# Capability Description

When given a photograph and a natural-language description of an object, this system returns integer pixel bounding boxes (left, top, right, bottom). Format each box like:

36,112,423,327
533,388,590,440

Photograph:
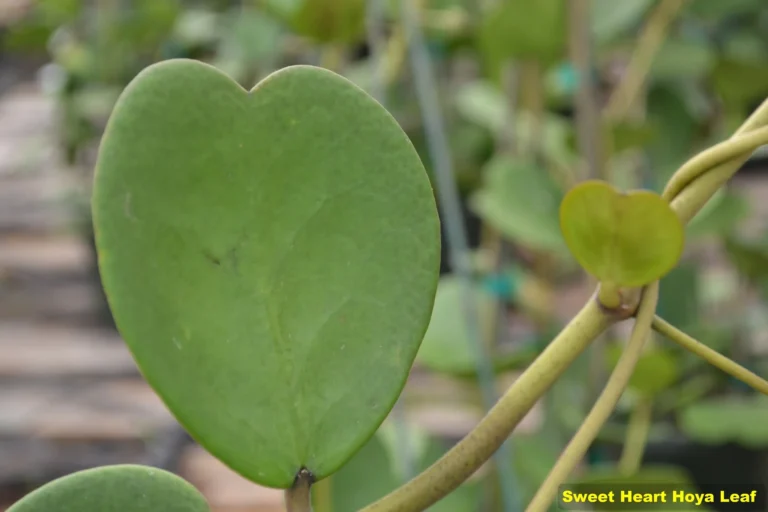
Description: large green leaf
92,59,440,488
416,276,539,377
559,181,684,287
8,465,210,512
471,156,566,252
678,397,768,447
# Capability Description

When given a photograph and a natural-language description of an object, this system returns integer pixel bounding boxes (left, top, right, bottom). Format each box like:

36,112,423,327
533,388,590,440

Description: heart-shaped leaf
92,59,440,488
8,465,210,512
559,181,684,287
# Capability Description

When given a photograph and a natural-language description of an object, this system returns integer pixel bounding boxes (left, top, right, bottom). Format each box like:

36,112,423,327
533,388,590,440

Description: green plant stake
92,59,440,489
559,180,684,309
7,465,210,512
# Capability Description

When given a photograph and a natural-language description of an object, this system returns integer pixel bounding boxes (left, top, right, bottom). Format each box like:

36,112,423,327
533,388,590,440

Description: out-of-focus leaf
591,0,653,44
606,121,658,154
321,433,398,512
471,156,565,252
646,85,700,188
173,9,221,47
416,276,539,377
723,236,768,283
650,40,716,82
657,262,699,330
512,429,562,504
687,190,750,238
713,59,768,107
478,0,566,78
328,425,478,512
678,397,768,447
724,33,767,64
687,0,765,19
605,345,680,396
292,0,366,44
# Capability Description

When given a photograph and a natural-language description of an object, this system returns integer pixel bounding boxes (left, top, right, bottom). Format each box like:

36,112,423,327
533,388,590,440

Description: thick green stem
525,282,659,512
652,316,768,396
617,397,653,475
285,469,314,512
360,299,614,512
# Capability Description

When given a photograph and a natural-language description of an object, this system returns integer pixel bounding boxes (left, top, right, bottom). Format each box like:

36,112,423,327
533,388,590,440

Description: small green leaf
8,465,210,512
678,397,768,447
559,181,685,287
93,60,440,488
471,156,566,252
416,276,538,377
605,345,680,396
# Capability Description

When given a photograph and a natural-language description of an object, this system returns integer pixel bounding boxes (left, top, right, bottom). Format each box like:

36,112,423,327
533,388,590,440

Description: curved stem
662,125,768,202
604,0,688,121
670,98,768,224
651,316,768,396
617,397,653,475
360,299,614,512
285,469,314,512
525,282,659,512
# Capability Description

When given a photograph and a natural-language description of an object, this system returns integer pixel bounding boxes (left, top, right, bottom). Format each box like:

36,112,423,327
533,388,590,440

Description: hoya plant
7,56,768,512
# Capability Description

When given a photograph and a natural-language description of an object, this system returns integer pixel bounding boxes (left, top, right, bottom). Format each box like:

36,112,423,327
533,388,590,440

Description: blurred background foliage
3,0,768,510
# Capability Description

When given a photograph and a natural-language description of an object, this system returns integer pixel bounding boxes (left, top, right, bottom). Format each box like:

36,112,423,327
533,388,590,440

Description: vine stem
651,316,768,396
524,282,659,512
285,469,313,512
662,124,768,202
617,397,653,475
670,97,768,224
603,0,688,121
359,299,614,512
